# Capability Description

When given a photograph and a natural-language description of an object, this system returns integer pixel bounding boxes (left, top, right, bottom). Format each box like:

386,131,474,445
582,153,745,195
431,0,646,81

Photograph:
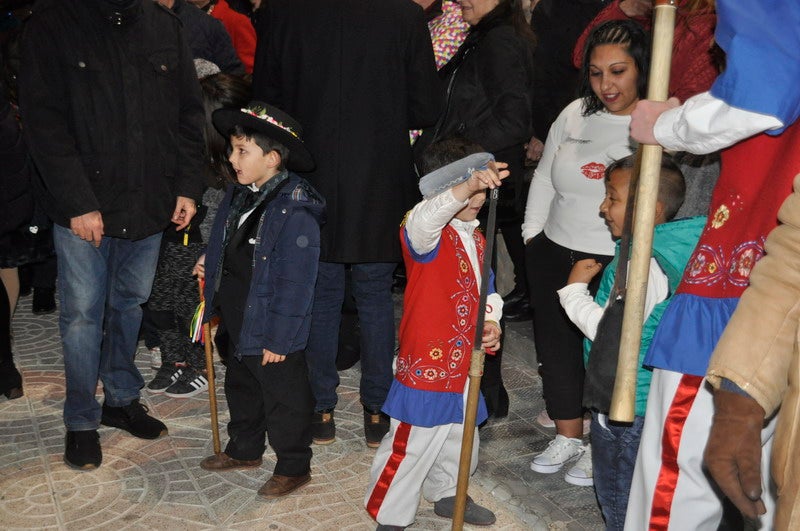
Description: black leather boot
0,361,23,399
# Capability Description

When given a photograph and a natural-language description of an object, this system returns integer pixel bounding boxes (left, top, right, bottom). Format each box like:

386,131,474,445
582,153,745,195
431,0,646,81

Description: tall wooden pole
199,280,221,454
452,187,499,530
609,0,677,422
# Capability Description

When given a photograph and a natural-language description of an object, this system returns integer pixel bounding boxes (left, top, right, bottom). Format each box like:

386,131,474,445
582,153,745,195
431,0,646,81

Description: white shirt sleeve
486,292,503,324
653,92,784,154
557,258,670,342
405,189,469,255
557,282,603,340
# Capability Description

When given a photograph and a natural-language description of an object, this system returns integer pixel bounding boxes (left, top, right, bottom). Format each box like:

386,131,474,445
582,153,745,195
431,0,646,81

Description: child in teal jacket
558,154,704,529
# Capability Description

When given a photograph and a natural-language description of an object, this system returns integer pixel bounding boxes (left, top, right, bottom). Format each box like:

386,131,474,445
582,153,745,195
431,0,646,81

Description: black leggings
525,233,612,420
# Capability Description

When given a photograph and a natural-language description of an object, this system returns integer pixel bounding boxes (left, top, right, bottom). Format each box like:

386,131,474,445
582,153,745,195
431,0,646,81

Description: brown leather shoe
200,452,262,471
257,473,311,498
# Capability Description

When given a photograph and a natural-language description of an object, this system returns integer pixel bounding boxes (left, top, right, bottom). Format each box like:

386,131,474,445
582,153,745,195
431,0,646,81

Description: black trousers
525,233,612,420
224,348,314,477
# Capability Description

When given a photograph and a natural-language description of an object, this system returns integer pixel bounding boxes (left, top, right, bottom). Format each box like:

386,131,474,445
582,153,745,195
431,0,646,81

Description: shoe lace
541,436,578,460
122,399,150,420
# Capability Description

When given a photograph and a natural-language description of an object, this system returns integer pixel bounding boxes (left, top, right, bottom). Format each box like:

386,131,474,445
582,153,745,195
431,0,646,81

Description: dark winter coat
416,4,535,218
0,98,33,257
171,0,245,75
17,0,206,241
203,174,325,357
253,0,443,263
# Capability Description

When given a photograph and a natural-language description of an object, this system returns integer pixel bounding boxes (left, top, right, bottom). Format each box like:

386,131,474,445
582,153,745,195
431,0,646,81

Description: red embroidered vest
395,224,485,392
677,122,800,298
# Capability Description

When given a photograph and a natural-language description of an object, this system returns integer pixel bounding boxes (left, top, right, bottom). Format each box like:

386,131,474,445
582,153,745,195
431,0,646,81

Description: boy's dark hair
579,19,650,116
605,153,685,221
229,124,289,172
420,136,485,176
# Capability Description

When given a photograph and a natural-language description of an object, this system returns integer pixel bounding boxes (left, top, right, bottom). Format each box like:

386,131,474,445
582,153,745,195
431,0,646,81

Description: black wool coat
18,0,206,241
253,0,443,263
416,6,536,218
0,99,33,253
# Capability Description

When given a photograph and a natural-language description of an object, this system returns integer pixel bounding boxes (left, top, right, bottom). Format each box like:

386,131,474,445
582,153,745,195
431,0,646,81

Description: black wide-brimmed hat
212,101,315,172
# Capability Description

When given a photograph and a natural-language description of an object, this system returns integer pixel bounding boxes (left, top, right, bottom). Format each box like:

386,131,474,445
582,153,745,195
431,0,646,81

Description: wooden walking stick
196,279,221,454
609,0,677,422
452,186,499,531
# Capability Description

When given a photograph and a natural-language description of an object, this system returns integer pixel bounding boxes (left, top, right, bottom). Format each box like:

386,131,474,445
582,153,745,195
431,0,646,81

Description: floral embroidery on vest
395,227,485,391
684,238,765,288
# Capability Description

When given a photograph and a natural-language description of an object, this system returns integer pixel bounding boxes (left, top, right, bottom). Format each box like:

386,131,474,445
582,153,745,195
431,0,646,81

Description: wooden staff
199,279,221,454
452,186,499,530
609,0,677,422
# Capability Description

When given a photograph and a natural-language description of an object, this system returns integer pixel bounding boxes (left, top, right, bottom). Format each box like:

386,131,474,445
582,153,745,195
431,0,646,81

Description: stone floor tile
2,291,604,530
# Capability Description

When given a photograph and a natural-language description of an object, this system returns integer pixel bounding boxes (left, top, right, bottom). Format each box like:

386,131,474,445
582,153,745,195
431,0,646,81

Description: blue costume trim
403,227,440,263
382,379,488,428
711,0,800,134
644,293,739,377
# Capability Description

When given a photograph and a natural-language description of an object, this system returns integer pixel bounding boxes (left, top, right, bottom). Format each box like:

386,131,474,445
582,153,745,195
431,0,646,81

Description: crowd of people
2,0,800,529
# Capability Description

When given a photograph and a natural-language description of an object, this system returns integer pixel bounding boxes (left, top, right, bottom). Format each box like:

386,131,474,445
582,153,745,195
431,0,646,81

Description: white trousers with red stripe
364,415,479,526
625,368,778,530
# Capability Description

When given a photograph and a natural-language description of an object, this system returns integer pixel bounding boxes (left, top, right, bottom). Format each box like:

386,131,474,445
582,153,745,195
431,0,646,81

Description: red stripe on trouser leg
649,374,703,531
366,421,413,519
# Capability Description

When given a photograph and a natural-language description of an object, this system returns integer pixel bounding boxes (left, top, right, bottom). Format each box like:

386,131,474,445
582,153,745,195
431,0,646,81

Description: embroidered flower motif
429,347,443,360
459,259,469,273
452,349,463,361
688,254,706,277
734,248,757,277
455,339,463,347
457,305,468,317
241,105,299,138
711,205,730,229
423,368,438,380
707,262,717,274
450,361,458,369
581,162,606,180
459,319,466,326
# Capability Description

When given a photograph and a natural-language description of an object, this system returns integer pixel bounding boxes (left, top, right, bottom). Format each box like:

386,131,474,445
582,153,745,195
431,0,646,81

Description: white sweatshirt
522,99,634,255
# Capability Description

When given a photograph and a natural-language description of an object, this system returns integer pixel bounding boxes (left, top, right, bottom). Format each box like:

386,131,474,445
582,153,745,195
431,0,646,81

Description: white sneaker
565,444,593,487
530,434,583,473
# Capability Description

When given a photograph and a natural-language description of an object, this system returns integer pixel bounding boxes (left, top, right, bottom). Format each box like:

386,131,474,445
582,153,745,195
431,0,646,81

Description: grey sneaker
433,495,496,526
163,368,208,398
146,366,183,394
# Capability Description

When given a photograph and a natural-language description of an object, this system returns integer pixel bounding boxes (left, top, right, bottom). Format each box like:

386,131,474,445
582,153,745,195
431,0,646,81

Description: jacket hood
279,174,326,226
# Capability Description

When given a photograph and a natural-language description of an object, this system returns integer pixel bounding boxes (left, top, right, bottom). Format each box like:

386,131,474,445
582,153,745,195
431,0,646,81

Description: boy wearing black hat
194,102,324,499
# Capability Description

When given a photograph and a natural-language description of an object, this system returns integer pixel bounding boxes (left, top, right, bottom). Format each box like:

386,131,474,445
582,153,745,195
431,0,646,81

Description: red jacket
210,0,256,73
572,0,718,102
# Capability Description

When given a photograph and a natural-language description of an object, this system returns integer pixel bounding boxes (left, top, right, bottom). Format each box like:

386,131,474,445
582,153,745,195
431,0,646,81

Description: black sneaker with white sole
147,366,183,394
163,367,208,398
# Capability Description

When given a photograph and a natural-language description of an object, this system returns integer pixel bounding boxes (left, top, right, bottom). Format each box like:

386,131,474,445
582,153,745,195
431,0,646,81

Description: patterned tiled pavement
1,288,603,530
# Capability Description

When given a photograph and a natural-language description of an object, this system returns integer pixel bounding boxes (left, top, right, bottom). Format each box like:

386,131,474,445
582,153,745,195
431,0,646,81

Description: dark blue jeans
590,412,645,531
54,225,161,430
305,261,396,412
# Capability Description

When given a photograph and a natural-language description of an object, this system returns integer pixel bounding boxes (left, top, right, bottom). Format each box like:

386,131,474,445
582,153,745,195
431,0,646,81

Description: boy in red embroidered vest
364,138,507,530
